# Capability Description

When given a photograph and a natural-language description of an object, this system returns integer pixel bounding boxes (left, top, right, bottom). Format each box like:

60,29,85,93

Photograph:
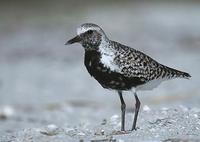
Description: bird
65,23,191,132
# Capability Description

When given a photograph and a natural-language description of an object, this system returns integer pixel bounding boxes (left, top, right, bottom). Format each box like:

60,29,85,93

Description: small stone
77,132,85,136
101,130,104,135
0,106,14,120
193,114,198,118
101,119,107,125
94,129,105,136
65,127,75,133
40,124,60,136
143,105,151,112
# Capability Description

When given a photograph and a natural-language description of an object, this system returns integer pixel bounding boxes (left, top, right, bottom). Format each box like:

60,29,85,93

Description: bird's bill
65,35,81,45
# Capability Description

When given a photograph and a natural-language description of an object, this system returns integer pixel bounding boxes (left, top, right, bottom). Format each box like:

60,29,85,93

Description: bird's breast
84,50,110,77
84,50,144,90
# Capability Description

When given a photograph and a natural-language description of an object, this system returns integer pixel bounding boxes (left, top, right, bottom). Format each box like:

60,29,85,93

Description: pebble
101,119,107,125
94,129,105,136
193,114,198,118
0,106,14,119
77,132,85,136
143,105,151,112
40,124,60,136
101,130,105,135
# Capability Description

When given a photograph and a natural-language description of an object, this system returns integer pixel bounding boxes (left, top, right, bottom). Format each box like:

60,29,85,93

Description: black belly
84,51,145,90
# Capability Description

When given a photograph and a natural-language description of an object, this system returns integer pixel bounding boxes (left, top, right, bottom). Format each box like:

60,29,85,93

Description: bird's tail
176,70,191,79
164,66,191,79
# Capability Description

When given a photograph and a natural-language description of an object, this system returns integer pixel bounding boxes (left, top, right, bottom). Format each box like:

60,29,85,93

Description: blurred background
0,0,200,136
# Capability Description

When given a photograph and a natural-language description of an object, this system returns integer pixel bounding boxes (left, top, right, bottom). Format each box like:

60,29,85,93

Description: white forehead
77,26,101,35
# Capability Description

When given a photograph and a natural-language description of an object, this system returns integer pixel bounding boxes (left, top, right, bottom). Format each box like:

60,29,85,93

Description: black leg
131,92,141,131
118,91,126,131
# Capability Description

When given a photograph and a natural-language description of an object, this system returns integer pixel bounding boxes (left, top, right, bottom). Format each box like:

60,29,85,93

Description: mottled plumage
98,40,190,90
66,23,191,132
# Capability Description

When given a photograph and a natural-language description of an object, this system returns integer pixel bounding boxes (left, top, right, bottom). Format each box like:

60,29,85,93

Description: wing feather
112,41,162,81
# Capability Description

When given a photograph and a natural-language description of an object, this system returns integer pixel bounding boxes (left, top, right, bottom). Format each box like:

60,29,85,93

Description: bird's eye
87,30,93,34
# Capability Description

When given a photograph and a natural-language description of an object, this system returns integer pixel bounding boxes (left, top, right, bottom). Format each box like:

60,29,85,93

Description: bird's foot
130,126,139,131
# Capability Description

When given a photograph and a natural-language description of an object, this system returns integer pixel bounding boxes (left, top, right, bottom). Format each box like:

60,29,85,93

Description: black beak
65,35,81,45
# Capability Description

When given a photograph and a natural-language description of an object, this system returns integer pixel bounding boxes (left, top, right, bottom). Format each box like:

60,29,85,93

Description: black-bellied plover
65,23,191,131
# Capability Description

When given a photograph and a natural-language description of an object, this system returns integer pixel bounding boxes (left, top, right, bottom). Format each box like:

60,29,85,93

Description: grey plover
65,23,191,131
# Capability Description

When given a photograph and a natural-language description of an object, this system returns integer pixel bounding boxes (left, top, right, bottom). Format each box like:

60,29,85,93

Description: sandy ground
0,1,200,142
1,106,200,142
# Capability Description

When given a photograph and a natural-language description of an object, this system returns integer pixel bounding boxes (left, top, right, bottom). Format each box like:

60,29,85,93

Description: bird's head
65,23,108,50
